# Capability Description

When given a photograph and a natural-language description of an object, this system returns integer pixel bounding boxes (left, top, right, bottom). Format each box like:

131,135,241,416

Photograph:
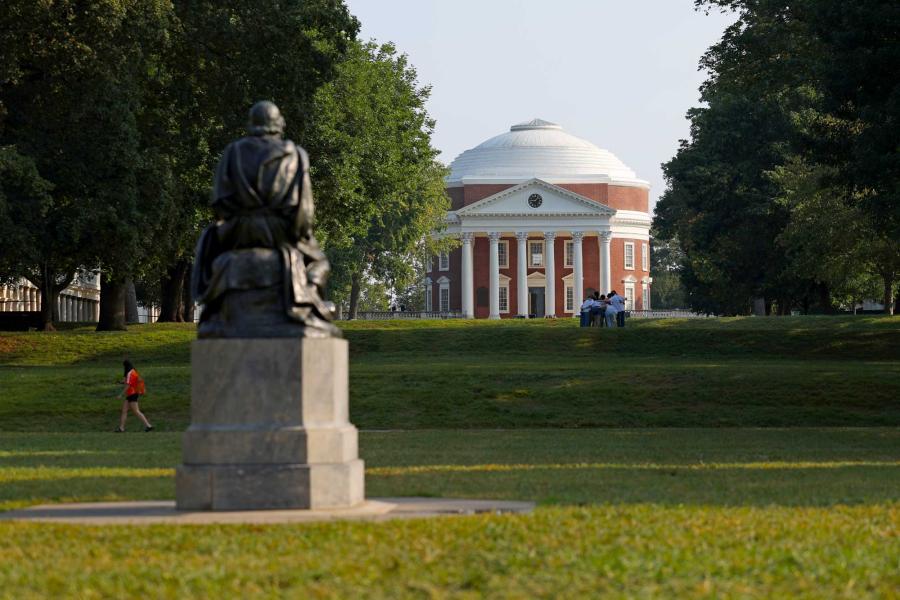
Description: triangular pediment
455,179,616,217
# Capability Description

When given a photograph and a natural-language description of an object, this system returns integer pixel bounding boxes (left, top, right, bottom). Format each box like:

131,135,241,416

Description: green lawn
1,316,898,430
1,429,898,597
1,318,898,597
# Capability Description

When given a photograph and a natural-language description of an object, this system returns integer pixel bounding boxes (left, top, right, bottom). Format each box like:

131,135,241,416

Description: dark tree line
0,0,448,329
655,0,900,315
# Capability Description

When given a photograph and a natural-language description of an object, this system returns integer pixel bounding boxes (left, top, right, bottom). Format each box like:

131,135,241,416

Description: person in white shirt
604,292,617,327
579,295,595,327
608,290,627,327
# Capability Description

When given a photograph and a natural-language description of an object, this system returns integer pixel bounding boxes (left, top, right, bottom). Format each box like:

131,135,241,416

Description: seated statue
191,101,340,338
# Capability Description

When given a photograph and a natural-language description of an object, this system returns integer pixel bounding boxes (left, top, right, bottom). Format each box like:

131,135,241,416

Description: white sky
344,0,736,213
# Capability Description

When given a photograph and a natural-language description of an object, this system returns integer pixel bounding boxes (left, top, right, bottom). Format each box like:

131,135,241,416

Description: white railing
349,310,465,320
626,309,716,318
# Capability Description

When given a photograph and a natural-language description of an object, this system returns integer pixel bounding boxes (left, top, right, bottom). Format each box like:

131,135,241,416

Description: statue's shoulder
284,140,309,172
221,136,253,158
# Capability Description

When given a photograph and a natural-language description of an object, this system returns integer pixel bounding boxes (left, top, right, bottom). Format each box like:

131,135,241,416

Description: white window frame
498,240,509,269
624,242,635,270
424,279,433,312
642,283,650,310
562,273,576,315
564,240,574,268
624,282,635,311
529,241,544,267
439,279,450,312
642,243,649,271
438,251,450,272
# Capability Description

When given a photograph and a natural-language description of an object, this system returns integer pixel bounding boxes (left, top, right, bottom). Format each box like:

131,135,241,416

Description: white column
92,300,100,322
461,233,475,318
599,231,612,294
573,231,584,313
544,232,556,317
516,232,528,317
488,232,501,319
35,288,41,312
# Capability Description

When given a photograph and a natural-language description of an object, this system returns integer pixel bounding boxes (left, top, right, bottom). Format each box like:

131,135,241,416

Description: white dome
446,119,647,187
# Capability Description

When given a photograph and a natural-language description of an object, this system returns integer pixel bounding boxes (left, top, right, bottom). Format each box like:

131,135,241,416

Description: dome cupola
446,119,648,188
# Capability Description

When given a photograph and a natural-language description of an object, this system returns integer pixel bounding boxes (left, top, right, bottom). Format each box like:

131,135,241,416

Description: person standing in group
596,294,608,327
579,294,595,327
608,289,627,327
116,360,153,432
604,291,618,327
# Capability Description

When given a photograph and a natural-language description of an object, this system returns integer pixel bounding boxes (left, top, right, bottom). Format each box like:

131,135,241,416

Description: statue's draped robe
192,135,336,337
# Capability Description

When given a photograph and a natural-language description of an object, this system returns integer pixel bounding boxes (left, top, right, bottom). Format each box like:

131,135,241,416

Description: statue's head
247,101,285,136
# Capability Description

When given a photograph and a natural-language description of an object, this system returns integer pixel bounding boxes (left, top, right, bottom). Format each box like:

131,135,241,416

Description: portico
447,179,617,319
428,119,653,317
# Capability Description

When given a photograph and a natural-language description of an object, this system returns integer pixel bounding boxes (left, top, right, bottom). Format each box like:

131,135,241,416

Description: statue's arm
295,147,315,238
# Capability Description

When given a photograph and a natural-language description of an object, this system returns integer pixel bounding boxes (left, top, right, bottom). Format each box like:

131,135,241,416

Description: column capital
515,231,529,241
460,232,475,244
599,231,613,242
487,231,502,242
544,231,557,242
571,231,585,242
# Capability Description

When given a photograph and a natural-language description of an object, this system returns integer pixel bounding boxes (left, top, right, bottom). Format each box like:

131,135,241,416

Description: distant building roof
446,119,648,188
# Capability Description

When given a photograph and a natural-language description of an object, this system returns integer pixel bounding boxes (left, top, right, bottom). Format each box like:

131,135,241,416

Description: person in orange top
116,360,153,432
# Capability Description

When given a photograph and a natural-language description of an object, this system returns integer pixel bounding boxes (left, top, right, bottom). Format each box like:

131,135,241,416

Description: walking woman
116,360,153,432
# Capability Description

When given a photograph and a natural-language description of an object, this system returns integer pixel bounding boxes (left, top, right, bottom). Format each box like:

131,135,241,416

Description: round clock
528,193,543,208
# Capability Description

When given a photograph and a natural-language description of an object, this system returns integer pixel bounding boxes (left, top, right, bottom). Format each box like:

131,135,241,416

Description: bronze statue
191,101,339,338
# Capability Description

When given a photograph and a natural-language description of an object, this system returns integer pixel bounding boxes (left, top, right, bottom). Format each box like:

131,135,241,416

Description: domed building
427,119,652,318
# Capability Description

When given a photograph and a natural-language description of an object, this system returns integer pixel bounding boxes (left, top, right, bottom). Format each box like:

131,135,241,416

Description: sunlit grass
1,504,897,598
1,319,898,596
2,429,897,511
1,427,898,597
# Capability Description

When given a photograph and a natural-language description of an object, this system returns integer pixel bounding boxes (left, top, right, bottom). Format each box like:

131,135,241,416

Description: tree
305,41,450,318
0,147,78,329
649,235,687,309
145,0,361,321
0,0,178,330
657,0,899,314
773,159,900,314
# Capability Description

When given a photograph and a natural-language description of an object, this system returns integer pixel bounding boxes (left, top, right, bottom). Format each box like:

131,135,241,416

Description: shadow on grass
1,430,898,509
366,463,900,507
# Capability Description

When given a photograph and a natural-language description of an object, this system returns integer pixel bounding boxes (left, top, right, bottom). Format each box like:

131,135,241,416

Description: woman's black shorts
126,394,141,403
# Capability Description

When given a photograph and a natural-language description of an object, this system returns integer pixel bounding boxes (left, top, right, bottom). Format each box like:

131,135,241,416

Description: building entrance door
528,287,545,318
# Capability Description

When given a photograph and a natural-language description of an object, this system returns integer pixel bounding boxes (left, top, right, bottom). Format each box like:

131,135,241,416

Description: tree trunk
348,271,362,320
158,260,189,322
182,265,194,323
33,263,73,331
125,278,140,324
38,284,57,331
883,275,895,315
817,282,834,315
97,274,127,331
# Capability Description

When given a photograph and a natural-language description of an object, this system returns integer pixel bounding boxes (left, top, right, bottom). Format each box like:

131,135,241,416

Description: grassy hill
1,317,898,597
1,316,897,431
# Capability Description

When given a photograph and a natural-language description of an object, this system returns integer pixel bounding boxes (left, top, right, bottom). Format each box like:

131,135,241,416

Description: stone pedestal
175,337,364,511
